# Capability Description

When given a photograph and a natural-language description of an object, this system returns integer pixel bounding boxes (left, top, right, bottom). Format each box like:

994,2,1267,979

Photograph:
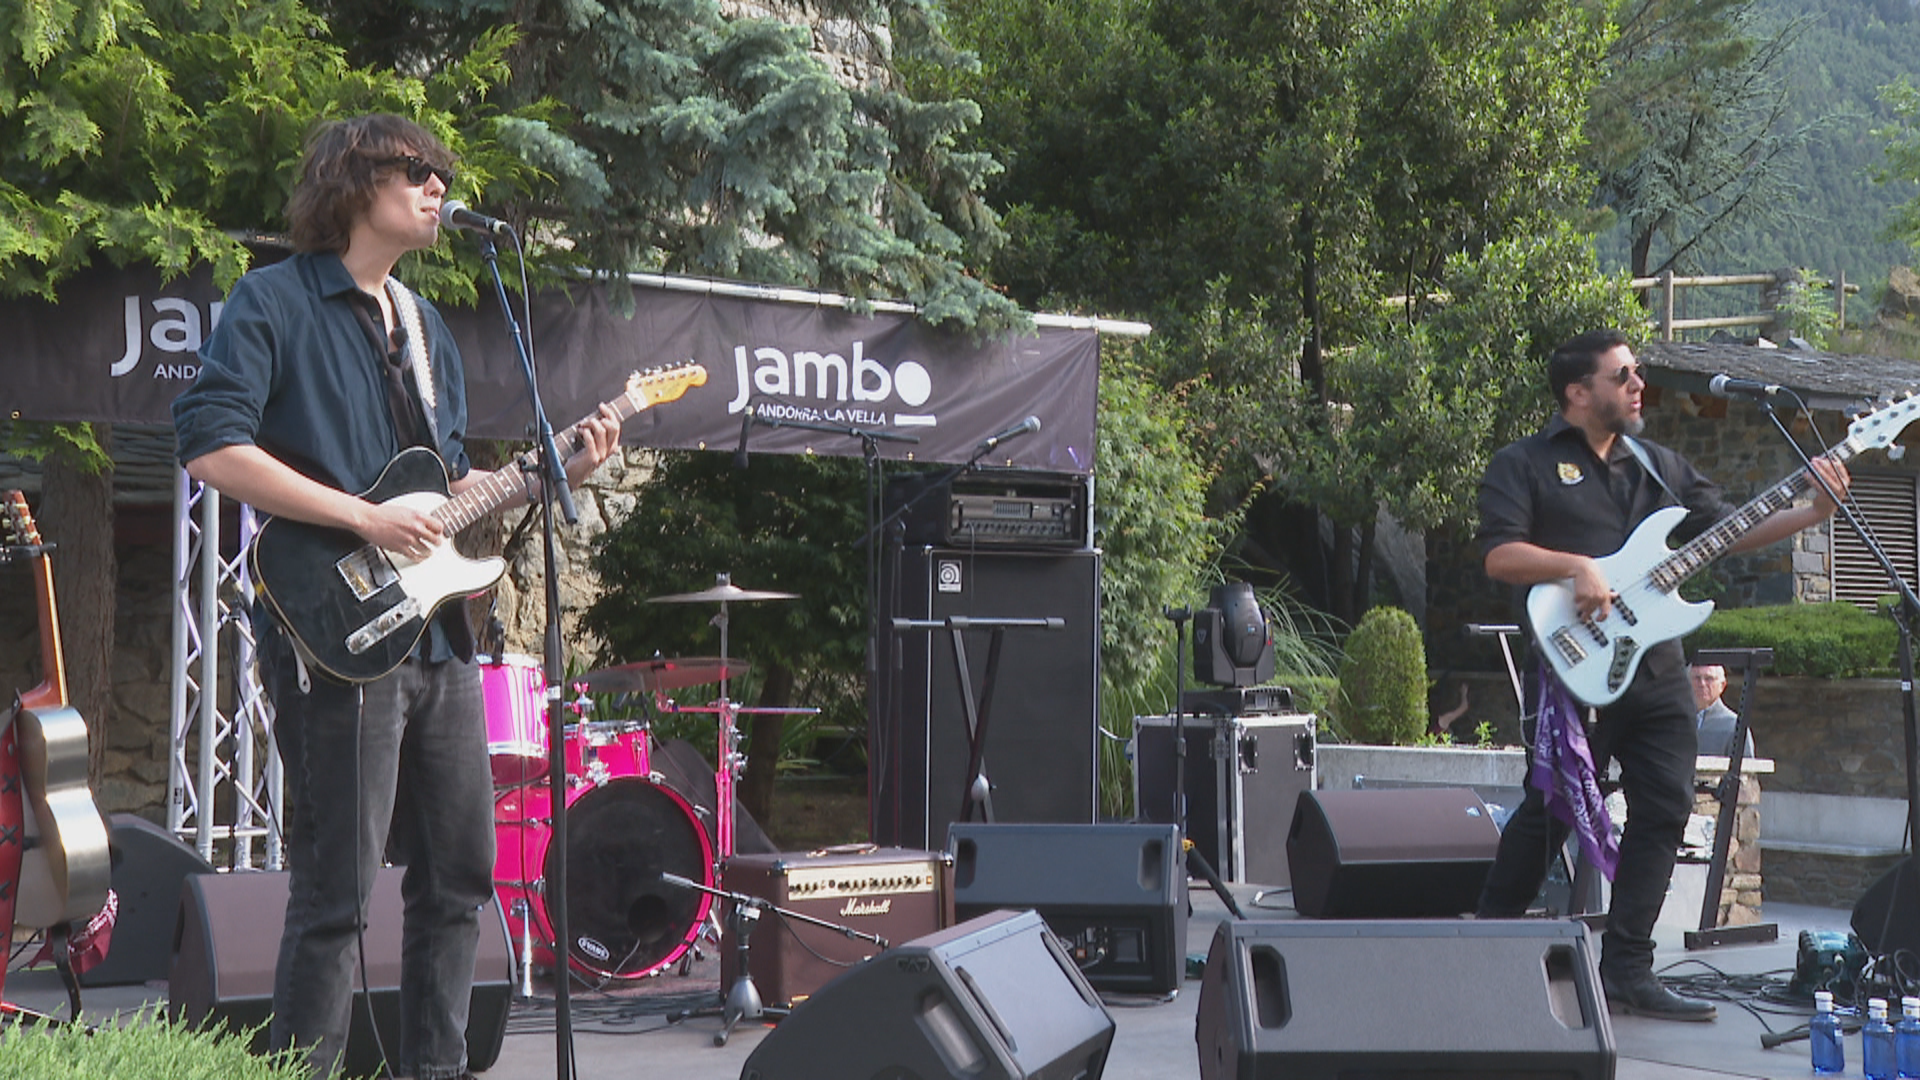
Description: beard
1600,400,1645,437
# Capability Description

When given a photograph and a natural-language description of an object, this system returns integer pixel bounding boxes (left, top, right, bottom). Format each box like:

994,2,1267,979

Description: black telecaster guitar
251,364,706,683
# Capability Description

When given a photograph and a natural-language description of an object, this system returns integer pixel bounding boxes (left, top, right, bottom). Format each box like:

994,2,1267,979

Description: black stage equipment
1286,787,1501,918
167,867,512,1076
948,822,1184,994
1195,918,1614,1080
739,909,1114,1080
872,545,1099,848
1133,712,1315,887
885,470,1090,549
79,813,214,987
1192,583,1276,688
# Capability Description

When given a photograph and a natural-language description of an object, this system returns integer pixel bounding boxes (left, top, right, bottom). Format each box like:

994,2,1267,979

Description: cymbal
646,578,798,604
576,656,751,694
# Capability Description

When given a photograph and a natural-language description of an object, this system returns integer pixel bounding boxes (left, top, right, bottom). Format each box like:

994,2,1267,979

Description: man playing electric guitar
1474,329,1848,1022
172,115,622,1079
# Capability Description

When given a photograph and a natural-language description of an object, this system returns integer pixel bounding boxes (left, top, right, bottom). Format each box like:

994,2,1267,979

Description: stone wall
1693,771,1764,927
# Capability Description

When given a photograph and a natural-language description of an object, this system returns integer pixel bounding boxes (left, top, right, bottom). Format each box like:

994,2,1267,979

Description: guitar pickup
1607,637,1638,695
336,545,400,602
346,597,423,655
1548,627,1588,666
1581,616,1609,646
1613,597,1638,626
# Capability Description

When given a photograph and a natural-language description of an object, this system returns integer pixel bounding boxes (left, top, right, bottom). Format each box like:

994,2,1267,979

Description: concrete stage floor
4,881,1865,1079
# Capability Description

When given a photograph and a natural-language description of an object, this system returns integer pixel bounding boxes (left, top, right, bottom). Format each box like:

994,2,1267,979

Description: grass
0,1009,304,1080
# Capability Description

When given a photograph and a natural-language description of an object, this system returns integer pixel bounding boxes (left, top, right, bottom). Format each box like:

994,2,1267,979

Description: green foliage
0,0,566,305
0,1008,305,1079
1880,75,1920,256
1587,0,1817,279
306,0,1020,329
0,420,112,473
1332,605,1428,745
1690,601,1897,678
582,452,869,743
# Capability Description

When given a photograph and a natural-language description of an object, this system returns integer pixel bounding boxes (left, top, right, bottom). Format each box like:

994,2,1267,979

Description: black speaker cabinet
80,814,215,987
1287,787,1500,918
1195,918,1615,1080
948,822,1184,994
872,545,1100,849
167,867,511,1077
741,908,1115,1080
1134,712,1315,886
1854,856,1920,958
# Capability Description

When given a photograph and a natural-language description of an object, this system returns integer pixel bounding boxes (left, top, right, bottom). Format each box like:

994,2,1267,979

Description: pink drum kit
484,574,814,983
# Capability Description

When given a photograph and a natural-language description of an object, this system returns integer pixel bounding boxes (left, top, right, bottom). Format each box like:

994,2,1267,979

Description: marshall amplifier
721,846,955,1008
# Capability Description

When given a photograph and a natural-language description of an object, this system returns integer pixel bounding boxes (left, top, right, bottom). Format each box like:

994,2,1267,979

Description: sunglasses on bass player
376,155,455,190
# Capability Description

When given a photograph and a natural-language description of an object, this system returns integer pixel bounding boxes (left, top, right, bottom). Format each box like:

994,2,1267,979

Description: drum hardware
510,896,536,999
660,872,885,1047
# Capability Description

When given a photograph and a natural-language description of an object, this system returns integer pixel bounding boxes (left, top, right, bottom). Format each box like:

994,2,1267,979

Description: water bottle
1868,997,1897,1080
1896,996,1920,1078
1813,990,1846,1075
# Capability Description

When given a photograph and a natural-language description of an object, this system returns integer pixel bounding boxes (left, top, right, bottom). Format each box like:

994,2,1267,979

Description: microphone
733,409,754,470
438,200,511,236
1707,373,1782,398
977,415,1041,453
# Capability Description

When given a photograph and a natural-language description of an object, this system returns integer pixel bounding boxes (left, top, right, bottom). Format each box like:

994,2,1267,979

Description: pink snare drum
563,720,650,784
480,654,548,789
493,777,714,980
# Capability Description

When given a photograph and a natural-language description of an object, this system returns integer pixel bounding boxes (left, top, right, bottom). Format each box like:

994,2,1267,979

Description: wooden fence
1636,269,1861,342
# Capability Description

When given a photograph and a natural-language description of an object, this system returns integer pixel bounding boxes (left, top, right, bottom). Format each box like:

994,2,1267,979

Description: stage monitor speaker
948,822,1184,994
80,813,215,987
740,908,1115,1080
1286,787,1500,918
1853,856,1920,958
167,867,511,1077
872,545,1100,849
1195,918,1614,1080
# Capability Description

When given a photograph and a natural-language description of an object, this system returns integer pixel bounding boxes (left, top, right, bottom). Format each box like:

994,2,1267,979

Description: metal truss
167,470,282,868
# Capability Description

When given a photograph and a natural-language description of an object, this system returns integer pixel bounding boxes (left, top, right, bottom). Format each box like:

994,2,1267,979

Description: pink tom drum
494,777,715,980
480,654,548,789
563,720,650,783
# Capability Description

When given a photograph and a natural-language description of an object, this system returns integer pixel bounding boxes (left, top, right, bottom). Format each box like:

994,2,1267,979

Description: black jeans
1476,645,1698,980
262,624,495,1080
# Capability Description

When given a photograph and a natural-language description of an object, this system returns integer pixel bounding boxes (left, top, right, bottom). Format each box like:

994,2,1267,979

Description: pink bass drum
493,734,714,980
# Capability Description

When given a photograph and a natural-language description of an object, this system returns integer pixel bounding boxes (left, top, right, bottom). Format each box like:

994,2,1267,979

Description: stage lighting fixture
1192,582,1276,688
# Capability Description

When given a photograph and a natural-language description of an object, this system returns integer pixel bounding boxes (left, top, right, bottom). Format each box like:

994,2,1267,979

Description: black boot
1601,969,1717,1022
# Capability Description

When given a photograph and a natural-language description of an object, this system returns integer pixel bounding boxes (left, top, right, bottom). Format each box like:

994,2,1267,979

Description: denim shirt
173,251,476,663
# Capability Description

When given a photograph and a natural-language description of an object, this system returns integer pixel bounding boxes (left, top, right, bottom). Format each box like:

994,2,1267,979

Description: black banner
4,261,1100,473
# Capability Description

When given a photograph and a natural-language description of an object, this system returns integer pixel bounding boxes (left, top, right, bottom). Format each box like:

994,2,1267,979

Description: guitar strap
1621,435,1680,505
385,277,439,448
0,711,23,1000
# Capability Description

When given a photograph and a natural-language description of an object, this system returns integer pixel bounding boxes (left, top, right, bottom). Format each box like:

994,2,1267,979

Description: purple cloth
1531,663,1620,880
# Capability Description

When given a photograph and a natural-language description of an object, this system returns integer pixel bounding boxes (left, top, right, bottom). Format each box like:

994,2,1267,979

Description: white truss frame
167,470,282,868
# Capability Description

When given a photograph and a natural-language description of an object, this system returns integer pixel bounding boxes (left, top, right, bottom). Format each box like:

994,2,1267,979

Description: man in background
1689,663,1755,759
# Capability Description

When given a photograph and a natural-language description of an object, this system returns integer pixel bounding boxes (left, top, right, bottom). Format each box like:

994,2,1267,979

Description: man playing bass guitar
172,114,622,1079
1474,328,1848,1022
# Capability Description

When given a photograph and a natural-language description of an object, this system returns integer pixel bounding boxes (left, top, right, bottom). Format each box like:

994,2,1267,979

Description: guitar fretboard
429,378,653,535
1647,442,1856,593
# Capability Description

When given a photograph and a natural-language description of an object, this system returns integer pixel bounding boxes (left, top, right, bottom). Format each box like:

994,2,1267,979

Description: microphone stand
1751,393,1920,959
472,227,579,1080
660,873,887,1045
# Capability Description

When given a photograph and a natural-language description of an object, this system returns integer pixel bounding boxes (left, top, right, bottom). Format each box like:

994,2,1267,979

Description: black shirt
1477,414,1736,562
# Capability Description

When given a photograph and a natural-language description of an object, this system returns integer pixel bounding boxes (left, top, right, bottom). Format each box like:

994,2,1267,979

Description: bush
1333,606,1429,745
0,1009,303,1079
1689,602,1897,678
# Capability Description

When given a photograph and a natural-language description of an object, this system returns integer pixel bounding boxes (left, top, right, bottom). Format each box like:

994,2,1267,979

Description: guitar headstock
1846,392,1920,455
3,490,41,546
623,363,709,412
